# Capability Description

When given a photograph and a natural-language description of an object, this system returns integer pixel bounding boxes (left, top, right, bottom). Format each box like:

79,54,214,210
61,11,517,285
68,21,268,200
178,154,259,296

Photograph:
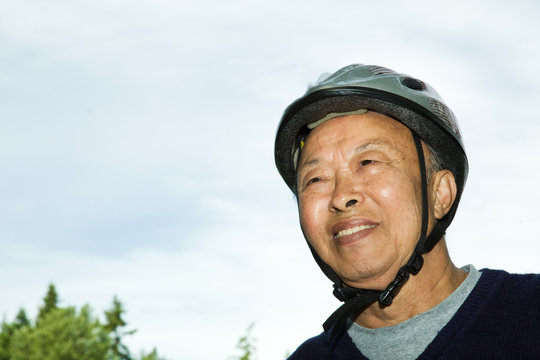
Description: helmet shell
275,64,468,221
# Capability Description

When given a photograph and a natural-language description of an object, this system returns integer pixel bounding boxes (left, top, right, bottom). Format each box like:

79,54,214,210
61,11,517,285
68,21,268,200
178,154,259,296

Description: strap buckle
378,267,410,306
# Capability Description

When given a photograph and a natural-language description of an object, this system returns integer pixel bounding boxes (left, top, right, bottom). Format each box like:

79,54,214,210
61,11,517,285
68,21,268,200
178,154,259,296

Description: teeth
335,225,376,239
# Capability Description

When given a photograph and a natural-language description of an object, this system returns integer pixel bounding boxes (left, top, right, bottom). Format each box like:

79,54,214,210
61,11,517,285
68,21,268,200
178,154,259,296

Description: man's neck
353,240,467,329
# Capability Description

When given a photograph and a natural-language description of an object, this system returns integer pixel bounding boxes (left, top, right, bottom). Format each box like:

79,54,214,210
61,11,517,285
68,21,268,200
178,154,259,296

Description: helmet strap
318,130,431,343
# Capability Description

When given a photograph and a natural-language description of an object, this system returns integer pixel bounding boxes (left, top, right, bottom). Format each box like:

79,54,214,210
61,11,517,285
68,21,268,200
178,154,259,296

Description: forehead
299,112,413,160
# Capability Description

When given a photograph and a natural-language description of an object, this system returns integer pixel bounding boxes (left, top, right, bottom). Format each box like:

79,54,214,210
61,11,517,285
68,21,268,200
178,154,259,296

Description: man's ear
432,170,457,220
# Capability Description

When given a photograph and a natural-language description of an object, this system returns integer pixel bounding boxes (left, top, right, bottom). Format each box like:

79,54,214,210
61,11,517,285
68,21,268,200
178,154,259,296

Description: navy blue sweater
289,269,540,359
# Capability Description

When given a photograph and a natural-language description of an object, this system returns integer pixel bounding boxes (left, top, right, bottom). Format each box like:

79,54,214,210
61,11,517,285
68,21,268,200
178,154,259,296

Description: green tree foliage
10,306,110,360
0,309,30,360
230,323,256,360
139,348,166,360
0,319,14,360
104,296,136,360
12,310,29,330
37,284,58,321
0,284,167,360
0,310,30,360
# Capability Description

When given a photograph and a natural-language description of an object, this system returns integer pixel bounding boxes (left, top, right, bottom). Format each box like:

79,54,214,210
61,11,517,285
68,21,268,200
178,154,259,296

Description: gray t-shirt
347,265,481,360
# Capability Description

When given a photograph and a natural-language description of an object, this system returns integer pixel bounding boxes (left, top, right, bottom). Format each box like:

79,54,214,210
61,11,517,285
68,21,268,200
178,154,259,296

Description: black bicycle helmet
274,64,468,341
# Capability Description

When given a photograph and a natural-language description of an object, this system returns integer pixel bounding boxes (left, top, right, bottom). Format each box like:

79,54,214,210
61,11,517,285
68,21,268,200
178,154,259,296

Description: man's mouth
334,224,377,239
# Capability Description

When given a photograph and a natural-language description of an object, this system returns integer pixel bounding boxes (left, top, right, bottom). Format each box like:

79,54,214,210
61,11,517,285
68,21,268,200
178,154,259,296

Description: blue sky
1,1,540,359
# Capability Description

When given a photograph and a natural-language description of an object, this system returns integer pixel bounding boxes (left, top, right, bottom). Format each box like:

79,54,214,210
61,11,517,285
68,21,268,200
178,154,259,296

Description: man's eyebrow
297,158,319,172
299,140,391,164
298,140,390,171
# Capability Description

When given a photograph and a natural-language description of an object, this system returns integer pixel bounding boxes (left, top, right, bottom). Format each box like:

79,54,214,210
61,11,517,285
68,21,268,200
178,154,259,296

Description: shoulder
473,268,540,319
433,268,540,358
480,268,540,295
287,332,331,360
287,330,364,360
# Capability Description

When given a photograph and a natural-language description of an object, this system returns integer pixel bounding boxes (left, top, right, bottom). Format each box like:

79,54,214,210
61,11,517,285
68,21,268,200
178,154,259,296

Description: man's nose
329,171,364,212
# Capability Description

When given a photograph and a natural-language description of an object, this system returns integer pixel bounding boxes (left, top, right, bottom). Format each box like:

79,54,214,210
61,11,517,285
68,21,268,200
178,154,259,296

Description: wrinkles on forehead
297,139,405,174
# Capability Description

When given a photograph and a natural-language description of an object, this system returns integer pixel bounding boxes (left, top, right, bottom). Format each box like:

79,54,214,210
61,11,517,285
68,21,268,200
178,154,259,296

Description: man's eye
360,160,374,166
306,177,322,186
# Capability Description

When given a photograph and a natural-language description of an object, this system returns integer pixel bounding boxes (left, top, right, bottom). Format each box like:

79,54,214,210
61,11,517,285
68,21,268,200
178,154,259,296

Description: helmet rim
275,86,468,196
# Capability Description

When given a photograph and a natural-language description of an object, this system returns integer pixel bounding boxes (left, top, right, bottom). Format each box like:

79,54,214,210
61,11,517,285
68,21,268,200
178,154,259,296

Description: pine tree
0,318,14,360
10,305,110,360
139,348,166,360
14,309,30,329
104,296,136,360
37,284,58,321
0,308,30,360
235,323,256,360
0,284,166,360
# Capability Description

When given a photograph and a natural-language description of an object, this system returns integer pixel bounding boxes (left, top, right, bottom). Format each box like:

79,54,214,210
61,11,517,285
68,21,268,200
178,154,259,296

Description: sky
1,0,540,359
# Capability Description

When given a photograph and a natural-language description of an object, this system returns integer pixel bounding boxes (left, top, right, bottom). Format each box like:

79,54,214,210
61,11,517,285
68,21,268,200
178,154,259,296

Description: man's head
274,64,468,312
296,111,457,290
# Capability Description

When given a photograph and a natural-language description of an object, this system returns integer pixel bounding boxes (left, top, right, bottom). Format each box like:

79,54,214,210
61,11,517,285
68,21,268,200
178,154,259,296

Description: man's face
296,112,430,290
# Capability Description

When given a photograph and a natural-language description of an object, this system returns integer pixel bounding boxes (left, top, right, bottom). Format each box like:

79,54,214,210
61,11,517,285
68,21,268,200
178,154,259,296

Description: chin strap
321,131,432,343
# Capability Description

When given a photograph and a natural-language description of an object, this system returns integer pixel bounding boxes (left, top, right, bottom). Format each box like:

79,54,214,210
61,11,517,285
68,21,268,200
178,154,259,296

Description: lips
334,224,377,239
331,218,379,246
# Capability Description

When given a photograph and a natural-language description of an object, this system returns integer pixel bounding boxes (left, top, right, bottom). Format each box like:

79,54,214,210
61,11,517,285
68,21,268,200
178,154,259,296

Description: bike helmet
274,64,468,341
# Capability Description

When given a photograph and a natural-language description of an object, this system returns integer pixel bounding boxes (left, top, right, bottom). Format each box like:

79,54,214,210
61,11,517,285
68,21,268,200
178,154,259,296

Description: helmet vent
427,98,461,136
402,77,426,91
365,65,395,76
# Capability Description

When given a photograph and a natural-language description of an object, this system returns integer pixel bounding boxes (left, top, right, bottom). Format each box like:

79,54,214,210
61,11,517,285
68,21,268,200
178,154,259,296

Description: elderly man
274,64,540,359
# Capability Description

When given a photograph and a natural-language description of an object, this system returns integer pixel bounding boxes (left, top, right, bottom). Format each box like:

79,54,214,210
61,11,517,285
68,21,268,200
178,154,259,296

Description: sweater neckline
331,269,504,360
